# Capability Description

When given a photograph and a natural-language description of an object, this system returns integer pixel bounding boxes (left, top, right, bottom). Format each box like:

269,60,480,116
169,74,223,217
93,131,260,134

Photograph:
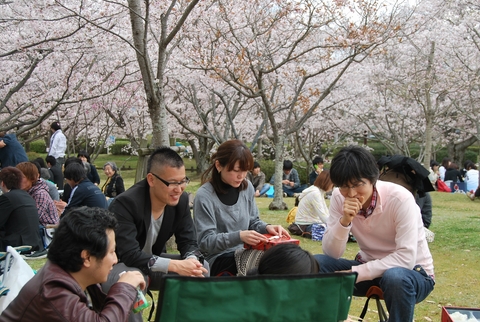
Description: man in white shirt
47,121,67,167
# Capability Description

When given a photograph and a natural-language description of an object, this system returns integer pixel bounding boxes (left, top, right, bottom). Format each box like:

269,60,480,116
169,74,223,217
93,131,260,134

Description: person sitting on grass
289,170,333,237
55,162,108,215
0,167,43,253
16,161,59,227
0,206,146,321
194,139,289,276
101,161,125,206
246,161,270,197
314,145,434,322
309,156,324,185
269,160,308,197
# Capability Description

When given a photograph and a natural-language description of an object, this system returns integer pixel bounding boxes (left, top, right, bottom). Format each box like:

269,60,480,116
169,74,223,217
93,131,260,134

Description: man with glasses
103,146,208,322
314,145,434,322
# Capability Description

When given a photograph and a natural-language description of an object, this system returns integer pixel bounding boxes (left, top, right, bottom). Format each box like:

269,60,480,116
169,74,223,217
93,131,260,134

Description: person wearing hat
47,121,67,167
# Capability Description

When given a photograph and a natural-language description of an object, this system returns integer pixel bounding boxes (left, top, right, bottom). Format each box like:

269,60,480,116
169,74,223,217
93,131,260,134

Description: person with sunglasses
313,145,434,322
102,146,208,322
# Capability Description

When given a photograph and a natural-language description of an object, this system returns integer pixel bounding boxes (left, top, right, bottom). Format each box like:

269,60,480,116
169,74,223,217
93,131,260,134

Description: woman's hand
266,225,290,238
240,230,267,246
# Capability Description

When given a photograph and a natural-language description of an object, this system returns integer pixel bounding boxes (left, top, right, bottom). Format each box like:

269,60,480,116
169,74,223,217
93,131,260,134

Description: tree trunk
447,136,478,166
268,137,287,210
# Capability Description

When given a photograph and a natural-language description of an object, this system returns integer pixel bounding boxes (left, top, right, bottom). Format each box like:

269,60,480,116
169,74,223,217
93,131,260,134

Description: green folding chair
155,272,357,322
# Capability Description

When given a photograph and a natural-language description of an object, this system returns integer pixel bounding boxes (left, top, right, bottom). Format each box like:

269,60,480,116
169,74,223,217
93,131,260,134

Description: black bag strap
358,294,388,322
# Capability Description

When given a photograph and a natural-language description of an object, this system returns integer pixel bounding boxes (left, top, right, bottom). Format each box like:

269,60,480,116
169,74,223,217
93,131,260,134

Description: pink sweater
323,180,434,282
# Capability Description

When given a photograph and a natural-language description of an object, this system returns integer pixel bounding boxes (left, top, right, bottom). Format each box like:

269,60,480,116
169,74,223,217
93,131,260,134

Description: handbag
436,179,451,192
0,246,35,311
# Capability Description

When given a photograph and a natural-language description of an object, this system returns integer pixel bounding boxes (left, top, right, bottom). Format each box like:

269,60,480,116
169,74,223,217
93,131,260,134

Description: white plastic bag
0,246,35,312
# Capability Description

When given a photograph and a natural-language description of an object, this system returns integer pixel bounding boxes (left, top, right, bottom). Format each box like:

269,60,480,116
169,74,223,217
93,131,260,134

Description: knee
380,267,411,290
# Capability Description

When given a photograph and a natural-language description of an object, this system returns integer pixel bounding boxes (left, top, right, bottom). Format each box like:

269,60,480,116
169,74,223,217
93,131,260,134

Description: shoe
22,249,48,260
283,192,288,197
467,191,475,201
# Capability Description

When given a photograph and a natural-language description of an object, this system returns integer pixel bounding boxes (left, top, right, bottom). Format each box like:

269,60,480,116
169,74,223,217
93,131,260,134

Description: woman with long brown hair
193,139,289,276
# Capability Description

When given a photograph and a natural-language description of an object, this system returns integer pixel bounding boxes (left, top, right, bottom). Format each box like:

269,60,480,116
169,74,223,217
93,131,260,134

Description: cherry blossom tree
185,0,413,209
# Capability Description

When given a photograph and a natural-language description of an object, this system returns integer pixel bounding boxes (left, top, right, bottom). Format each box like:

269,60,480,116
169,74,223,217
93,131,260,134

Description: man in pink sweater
314,146,434,322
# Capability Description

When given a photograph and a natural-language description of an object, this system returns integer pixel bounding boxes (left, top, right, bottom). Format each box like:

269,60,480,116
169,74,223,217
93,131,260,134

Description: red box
244,234,300,251
441,306,480,322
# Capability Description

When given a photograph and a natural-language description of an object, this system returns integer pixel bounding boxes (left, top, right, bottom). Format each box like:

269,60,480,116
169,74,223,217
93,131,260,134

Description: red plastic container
244,234,300,251
441,306,480,322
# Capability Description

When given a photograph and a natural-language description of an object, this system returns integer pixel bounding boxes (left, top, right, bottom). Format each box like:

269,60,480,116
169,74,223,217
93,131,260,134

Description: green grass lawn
25,154,480,320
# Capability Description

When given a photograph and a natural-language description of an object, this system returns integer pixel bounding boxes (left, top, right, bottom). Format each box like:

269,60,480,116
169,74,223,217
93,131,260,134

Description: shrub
29,140,46,153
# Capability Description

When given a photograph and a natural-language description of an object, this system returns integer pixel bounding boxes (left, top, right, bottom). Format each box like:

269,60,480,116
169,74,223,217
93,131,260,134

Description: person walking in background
47,121,67,167
45,155,64,190
0,207,146,321
0,167,43,253
77,150,100,186
314,145,434,322
102,161,125,205
269,160,308,197
308,156,324,185
246,161,270,197
194,139,289,276
16,162,59,227
0,131,28,169
439,157,451,181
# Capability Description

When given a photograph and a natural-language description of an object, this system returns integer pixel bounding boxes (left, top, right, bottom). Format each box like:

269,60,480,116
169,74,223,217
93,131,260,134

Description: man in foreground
314,145,434,322
0,207,145,321
103,146,208,322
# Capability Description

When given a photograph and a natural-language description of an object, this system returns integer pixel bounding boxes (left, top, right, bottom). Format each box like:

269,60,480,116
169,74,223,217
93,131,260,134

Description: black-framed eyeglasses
150,172,190,187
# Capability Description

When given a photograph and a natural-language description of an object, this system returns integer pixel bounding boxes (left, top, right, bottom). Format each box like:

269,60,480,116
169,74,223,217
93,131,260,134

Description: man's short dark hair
0,166,24,190
64,162,86,182
147,146,184,173
47,207,117,272
330,145,379,187
64,157,83,171
312,156,324,165
253,161,260,169
50,121,61,131
283,160,293,171
45,155,57,166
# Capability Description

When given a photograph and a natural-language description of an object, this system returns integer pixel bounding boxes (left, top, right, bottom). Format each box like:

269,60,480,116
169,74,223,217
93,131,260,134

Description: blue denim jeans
282,184,308,196
314,254,435,322
258,184,271,196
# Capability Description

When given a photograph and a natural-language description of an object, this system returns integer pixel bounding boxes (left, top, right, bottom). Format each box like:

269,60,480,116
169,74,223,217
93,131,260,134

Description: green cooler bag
156,272,357,322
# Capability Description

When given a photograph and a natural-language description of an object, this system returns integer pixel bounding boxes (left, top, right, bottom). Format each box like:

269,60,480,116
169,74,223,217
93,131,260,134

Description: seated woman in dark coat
0,167,43,252
101,162,125,205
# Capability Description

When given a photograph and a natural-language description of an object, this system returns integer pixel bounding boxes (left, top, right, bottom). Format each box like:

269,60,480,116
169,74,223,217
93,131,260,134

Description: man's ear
146,173,155,187
81,250,91,268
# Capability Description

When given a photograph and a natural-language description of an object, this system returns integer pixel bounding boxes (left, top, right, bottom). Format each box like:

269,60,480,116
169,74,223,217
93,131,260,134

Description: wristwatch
192,250,204,264
147,255,158,270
